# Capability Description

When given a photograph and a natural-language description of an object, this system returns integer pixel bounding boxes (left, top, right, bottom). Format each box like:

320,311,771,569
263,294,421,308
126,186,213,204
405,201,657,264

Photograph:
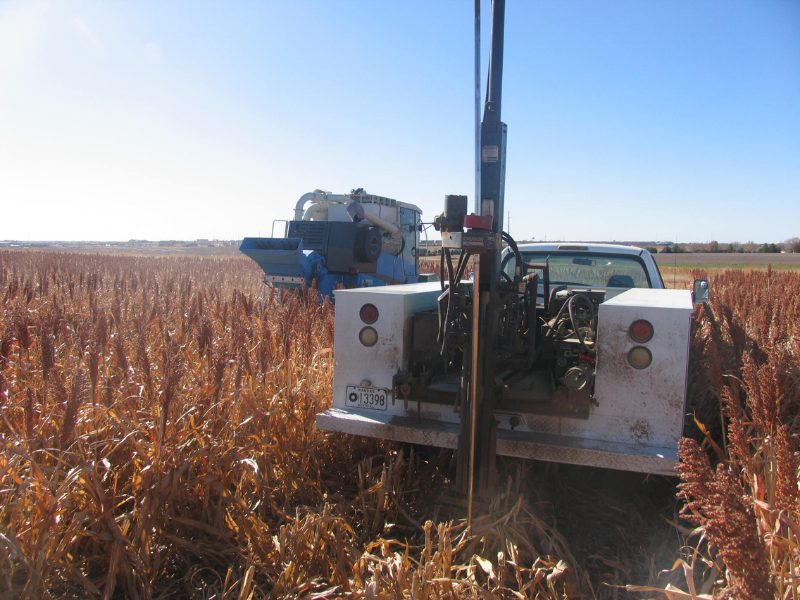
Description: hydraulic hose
438,248,472,355
567,294,597,356
438,248,458,351
501,231,523,287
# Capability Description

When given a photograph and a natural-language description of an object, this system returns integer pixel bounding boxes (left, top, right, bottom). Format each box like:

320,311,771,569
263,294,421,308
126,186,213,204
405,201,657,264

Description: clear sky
1,0,798,244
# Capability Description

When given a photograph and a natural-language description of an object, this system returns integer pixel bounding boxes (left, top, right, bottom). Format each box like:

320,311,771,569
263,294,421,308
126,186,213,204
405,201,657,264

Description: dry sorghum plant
0,251,584,599
674,268,800,599
3,251,796,599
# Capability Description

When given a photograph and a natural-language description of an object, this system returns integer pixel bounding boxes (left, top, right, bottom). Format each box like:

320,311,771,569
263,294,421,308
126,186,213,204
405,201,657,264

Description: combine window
503,252,652,288
399,208,420,270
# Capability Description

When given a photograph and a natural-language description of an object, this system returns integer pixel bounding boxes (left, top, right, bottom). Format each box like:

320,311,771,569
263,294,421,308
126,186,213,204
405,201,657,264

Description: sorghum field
1,251,798,599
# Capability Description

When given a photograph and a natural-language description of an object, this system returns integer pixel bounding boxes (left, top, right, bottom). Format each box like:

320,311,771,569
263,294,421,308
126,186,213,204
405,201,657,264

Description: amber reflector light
359,327,378,347
628,346,652,369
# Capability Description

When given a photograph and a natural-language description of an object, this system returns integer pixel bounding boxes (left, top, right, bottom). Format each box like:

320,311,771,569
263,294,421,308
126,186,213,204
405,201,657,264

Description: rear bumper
316,407,678,476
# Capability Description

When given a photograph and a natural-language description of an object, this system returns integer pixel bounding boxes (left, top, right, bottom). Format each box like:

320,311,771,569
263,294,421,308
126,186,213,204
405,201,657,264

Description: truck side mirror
693,279,710,304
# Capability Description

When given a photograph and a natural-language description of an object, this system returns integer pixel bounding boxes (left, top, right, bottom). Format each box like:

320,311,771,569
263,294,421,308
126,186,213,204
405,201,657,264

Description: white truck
317,242,705,476
318,2,708,490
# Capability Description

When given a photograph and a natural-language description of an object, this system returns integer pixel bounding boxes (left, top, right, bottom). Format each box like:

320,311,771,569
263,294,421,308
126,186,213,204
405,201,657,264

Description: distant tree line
425,238,800,255
654,238,800,254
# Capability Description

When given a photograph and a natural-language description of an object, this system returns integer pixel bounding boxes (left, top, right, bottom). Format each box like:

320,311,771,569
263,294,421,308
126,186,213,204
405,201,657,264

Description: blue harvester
240,189,436,299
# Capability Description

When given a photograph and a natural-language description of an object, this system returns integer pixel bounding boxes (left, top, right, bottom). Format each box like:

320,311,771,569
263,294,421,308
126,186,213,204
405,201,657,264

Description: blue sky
1,0,798,243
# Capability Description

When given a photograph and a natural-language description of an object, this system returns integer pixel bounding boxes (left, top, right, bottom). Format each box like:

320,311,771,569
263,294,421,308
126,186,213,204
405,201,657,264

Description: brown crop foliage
630,267,800,599
671,268,800,599
1,252,798,599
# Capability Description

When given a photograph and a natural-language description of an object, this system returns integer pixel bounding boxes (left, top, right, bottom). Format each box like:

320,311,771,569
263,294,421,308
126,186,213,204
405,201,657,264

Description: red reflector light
629,319,654,343
360,303,379,324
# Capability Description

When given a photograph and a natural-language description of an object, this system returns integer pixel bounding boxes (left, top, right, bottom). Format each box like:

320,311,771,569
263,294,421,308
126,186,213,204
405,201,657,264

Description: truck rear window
503,252,652,288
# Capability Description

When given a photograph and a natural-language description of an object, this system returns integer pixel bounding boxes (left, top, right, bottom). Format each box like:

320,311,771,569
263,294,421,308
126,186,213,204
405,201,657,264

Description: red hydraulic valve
462,214,494,230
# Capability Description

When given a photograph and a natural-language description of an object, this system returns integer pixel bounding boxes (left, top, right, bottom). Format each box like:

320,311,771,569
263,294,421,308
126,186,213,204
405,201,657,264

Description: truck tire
355,226,382,263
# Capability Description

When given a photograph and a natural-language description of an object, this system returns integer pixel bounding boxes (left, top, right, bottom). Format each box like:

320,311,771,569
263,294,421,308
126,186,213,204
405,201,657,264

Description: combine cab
241,189,436,299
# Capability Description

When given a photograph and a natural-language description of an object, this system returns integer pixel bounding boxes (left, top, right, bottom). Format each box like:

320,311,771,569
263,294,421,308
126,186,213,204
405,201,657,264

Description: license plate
346,386,389,411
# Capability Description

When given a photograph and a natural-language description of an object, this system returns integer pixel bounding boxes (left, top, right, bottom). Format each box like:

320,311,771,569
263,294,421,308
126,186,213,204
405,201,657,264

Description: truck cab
501,242,665,297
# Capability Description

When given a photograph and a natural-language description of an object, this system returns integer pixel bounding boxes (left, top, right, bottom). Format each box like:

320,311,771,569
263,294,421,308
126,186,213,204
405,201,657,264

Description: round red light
359,303,379,324
629,319,654,343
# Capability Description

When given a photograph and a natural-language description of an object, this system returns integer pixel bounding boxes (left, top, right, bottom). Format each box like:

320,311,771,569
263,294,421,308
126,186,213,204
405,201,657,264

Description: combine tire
355,227,382,263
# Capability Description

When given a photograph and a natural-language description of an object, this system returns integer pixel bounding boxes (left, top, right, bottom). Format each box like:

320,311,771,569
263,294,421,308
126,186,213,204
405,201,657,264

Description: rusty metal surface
499,382,592,418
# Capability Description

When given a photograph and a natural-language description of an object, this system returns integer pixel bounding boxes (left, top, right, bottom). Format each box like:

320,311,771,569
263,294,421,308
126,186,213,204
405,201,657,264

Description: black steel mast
459,0,507,514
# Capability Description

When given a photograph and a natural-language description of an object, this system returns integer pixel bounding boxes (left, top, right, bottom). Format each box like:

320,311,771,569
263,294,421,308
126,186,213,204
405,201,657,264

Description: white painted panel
332,284,441,416
594,288,693,448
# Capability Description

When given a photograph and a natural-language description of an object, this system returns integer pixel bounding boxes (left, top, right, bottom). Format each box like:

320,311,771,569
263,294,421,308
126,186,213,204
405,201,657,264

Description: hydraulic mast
457,0,507,503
